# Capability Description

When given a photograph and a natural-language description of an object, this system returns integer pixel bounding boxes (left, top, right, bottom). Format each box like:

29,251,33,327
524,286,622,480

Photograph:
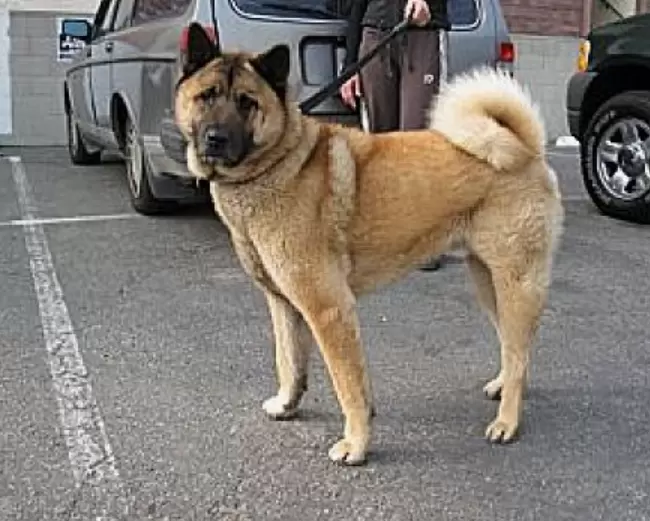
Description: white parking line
0,213,141,228
7,156,125,520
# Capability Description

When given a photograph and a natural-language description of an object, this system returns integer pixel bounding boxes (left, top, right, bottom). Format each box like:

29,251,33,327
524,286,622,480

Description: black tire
581,90,650,224
123,117,175,215
66,107,101,165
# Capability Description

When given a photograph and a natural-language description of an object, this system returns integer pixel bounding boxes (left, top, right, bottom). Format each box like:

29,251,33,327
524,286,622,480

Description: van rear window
449,0,479,27
132,0,194,24
231,0,347,19
231,0,479,26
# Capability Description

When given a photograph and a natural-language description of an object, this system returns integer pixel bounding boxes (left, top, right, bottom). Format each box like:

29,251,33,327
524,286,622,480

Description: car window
231,0,477,23
449,0,479,27
91,0,119,39
231,0,346,20
113,0,136,30
132,0,194,25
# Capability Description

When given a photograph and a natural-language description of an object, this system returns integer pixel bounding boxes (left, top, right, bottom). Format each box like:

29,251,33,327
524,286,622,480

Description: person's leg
358,27,400,133
399,28,448,130
399,28,449,271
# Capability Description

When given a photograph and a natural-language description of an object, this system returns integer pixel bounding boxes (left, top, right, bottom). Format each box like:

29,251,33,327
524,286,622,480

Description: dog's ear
250,44,291,100
180,23,219,78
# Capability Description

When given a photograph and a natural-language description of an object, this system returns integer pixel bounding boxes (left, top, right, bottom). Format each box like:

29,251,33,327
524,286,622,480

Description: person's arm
342,0,369,69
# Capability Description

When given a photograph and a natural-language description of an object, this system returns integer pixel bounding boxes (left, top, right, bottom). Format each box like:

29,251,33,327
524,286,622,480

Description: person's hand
404,0,431,26
340,74,362,109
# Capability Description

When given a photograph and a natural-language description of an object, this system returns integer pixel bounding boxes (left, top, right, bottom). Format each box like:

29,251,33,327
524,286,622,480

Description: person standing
339,0,451,271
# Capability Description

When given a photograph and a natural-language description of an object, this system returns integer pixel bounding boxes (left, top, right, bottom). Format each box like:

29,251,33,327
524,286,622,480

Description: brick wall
501,0,586,37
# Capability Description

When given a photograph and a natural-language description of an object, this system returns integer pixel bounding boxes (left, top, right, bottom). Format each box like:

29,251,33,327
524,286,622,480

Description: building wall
0,10,94,146
499,0,588,140
2,0,99,12
0,0,99,146
0,9,11,136
510,34,580,140
501,0,587,37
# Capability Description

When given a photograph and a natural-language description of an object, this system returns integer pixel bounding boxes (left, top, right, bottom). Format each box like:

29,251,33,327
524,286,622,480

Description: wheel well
111,94,129,151
580,64,650,136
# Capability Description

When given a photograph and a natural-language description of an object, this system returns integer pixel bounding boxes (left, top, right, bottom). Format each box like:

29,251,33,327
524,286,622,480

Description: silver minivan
62,0,514,214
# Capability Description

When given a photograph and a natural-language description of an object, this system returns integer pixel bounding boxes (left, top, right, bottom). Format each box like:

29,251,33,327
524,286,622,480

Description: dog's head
174,23,291,179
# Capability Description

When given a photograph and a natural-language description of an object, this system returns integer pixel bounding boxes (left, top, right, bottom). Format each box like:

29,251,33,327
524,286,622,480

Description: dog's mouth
201,153,242,169
198,136,253,170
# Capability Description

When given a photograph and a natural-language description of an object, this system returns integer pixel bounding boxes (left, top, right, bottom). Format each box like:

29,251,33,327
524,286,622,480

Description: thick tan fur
175,41,564,465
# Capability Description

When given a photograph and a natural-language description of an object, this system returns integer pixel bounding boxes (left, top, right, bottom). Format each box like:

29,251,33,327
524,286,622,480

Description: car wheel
581,91,650,224
66,107,101,165
123,116,174,215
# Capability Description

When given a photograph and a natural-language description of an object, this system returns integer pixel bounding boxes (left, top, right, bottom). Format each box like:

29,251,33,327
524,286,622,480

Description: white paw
483,373,504,400
328,438,368,466
485,416,519,444
262,394,298,420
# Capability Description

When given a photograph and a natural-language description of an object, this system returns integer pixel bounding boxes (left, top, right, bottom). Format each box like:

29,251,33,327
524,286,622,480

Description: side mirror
61,19,93,44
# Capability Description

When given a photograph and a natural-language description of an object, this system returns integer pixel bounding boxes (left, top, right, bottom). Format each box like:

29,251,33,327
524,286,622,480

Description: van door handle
104,41,114,52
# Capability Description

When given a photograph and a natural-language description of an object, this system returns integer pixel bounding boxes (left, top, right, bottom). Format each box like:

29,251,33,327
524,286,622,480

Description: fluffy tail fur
428,66,546,172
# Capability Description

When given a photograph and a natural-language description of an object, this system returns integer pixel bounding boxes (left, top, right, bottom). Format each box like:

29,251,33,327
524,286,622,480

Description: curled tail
428,66,546,172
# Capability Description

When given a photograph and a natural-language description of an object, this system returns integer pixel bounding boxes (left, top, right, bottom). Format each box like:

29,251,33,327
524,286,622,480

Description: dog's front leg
262,291,312,420
296,285,373,466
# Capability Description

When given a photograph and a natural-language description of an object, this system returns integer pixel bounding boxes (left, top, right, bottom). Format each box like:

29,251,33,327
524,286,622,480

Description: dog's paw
485,417,519,444
483,374,503,400
262,395,298,420
328,437,368,466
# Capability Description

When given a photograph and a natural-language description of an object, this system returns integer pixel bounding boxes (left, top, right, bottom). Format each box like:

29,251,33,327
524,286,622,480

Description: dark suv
566,13,650,224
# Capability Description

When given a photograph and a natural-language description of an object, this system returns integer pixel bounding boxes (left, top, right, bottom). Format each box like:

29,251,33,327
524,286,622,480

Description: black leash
298,18,410,113
160,11,410,167
208,0,410,113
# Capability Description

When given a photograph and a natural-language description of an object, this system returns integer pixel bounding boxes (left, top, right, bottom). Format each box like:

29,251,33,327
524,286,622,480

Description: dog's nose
204,127,228,152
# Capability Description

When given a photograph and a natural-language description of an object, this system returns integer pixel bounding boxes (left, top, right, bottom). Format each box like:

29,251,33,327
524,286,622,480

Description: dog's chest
212,188,284,296
232,232,280,294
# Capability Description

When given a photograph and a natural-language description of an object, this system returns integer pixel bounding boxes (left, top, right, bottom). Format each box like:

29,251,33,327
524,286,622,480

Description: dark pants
358,27,448,132
358,27,448,271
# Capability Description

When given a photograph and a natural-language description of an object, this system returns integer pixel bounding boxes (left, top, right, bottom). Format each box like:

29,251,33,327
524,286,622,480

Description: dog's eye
237,93,258,112
197,86,218,104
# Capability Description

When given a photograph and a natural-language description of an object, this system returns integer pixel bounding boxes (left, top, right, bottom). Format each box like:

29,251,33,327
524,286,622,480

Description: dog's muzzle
198,124,251,168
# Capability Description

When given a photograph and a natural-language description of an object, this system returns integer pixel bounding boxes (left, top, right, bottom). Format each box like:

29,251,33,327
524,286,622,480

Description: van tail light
179,24,218,53
498,41,515,63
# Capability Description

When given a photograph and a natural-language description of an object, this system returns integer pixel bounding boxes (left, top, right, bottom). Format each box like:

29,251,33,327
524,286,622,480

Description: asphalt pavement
1,146,649,521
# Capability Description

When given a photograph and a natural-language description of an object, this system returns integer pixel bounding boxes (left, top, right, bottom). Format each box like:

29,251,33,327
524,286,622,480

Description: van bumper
142,133,209,203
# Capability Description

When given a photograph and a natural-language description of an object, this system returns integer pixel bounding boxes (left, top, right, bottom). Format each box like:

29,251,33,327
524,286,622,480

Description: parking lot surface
1,146,649,521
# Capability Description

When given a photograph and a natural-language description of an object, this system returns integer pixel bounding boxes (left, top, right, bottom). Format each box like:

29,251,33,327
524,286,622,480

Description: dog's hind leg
262,292,312,420
466,254,504,400
482,259,548,444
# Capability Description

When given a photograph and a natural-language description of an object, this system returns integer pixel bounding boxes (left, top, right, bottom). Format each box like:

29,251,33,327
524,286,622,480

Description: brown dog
173,23,564,465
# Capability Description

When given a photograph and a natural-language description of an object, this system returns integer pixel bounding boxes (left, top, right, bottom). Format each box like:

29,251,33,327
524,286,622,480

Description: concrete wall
0,10,11,136
0,10,93,147
511,34,580,140
501,0,587,37
3,0,100,12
